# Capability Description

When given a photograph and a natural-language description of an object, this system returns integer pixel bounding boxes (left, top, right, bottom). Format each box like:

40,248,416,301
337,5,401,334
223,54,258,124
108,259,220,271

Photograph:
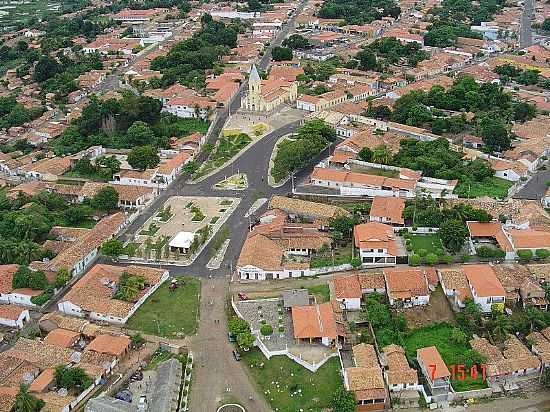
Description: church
241,64,298,112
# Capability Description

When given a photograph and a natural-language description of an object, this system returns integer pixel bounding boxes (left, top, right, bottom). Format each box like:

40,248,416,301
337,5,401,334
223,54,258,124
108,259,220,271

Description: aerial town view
0,0,550,410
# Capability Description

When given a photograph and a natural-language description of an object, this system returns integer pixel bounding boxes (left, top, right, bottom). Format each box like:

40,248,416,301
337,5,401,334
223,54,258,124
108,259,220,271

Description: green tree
55,268,70,288
372,145,393,165
14,384,44,412
271,46,293,61
478,117,510,152
357,49,377,70
489,311,511,342
517,249,533,262
237,331,255,350
282,34,309,49
91,186,119,212
513,102,537,122
450,328,468,345
330,216,358,239
260,324,273,336
543,18,550,31
125,121,157,146
330,386,356,412
228,317,250,336
439,219,468,253
33,55,61,82
54,366,92,393
127,145,160,171
101,239,124,258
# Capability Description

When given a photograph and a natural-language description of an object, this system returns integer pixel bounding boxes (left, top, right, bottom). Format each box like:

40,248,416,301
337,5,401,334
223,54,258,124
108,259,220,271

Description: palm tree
524,306,547,333
372,144,392,165
490,313,511,342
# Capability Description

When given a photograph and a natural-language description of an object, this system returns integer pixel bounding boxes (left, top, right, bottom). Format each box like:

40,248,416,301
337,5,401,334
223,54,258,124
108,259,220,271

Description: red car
238,292,249,300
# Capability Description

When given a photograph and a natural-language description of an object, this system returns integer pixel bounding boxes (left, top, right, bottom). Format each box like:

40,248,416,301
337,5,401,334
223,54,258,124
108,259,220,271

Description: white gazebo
169,231,195,254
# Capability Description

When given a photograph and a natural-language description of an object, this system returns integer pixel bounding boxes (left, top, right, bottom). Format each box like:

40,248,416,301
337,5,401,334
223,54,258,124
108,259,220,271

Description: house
29,213,126,277
470,335,540,383
438,267,472,309
330,274,362,310
381,344,420,393
507,228,550,257
43,328,81,348
162,95,216,119
526,327,550,369
463,264,506,313
344,343,387,410
489,158,528,182
0,304,30,329
417,346,451,397
296,90,349,112
22,157,72,181
354,222,404,267
0,264,48,307
291,302,342,346
369,197,405,226
467,221,515,260
58,264,169,325
267,195,350,224
86,334,131,359
384,267,431,308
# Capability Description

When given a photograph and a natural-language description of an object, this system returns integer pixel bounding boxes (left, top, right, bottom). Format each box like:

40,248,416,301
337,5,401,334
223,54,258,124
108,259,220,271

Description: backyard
454,177,512,199
307,284,330,303
126,276,200,338
310,242,353,268
242,349,343,412
401,322,488,392
407,234,444,255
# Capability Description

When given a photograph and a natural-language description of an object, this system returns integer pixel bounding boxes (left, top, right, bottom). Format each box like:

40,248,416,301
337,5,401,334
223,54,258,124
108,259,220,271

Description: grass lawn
402,322,488,391
455,177,512,199
242,349,343,412
310,242,353,268
145,349,188,371
408,234,444,254
307,284,330,303
127,276,200,338
350,164,398,178
196,134,251,178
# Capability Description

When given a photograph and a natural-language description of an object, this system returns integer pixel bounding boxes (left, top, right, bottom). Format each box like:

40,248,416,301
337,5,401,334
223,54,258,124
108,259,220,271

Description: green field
408,234,444,254
455,177,512,199
242,349,343,412
307,284,330,303
402,322,488,392
127,276,200,338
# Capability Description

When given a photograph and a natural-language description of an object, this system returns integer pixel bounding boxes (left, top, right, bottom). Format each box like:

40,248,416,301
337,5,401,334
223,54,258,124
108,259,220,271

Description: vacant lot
127,276,200,338
242,349,342,412
402,322,488,392
403,287,455,328
455,177,512,199
307,284,330,303
408,234,444,254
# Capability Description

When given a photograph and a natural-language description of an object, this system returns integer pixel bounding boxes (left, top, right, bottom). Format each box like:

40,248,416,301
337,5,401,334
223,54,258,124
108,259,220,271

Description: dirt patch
401,286,456,328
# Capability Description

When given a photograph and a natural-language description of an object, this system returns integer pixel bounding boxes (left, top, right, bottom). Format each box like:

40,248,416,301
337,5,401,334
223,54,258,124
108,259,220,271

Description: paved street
513,168,550,200
519,0,534,49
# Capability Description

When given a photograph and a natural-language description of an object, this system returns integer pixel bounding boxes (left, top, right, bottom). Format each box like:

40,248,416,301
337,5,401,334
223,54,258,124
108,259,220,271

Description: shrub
278,326,285,332
536,249,550,259
260,324,273,336
440,254,453,264
412,225,418,231
417,248,428,257
517,249,533,262
436,248,445,256
461,254,471,262
425,253,438,265
351,257,362,268
406,244,413,252
409,254,421,266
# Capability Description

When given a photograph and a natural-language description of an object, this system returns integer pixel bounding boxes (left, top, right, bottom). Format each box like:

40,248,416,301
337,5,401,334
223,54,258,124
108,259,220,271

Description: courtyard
129,196,239,264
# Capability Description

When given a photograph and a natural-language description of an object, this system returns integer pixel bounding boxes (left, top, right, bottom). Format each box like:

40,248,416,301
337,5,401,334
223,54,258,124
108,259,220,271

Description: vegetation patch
127,276,200,338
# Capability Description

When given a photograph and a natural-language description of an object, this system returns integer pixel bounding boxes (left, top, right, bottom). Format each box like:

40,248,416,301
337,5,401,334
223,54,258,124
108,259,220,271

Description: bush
517,249,533,262
536,249,550,259
409,254,421,266
260,324,273,336
406,244,413,252
436,248,445,256
350,257,362,268
417,248,428,257
425,253,438,265
440,254,453,264
461,254,471,262
476,246,505,260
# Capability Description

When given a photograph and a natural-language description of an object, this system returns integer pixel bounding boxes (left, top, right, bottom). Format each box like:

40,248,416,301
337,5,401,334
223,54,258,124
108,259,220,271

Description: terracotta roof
384,267,429,300
237,234,284,270
345,366,386,401
0,386,17,412
354,222,399,256
312,167,416,191
358,272,385,290
383,344,418,385
4,338,73,369
61,264,166,318
508,228,550,249
0,264,19,294
353,343,378,368
29,368,55,393
417,346,450,379
0,304,26,321
370,196,405,224
268,196,350,221
43,328,80,348
467,221,514,252
331,275,362,299
292,303,338,339
463,264,506,297
85,334,130,357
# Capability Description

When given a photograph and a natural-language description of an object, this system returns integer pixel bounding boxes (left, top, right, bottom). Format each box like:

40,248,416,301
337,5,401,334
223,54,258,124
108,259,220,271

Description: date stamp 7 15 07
429,364,487,381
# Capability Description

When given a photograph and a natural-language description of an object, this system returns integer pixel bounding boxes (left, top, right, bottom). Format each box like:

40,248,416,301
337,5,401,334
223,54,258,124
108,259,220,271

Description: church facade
241,64,298,112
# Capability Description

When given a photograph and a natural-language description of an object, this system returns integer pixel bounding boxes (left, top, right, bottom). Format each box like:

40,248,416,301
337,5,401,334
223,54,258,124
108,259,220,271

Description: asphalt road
519,0,534,49
513,168,550,200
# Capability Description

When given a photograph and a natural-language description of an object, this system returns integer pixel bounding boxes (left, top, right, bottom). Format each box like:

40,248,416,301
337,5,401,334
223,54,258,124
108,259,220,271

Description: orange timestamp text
429,364,487,381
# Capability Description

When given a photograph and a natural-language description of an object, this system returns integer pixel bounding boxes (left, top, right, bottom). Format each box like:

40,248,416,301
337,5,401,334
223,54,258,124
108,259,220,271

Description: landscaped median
193,132,252,179
126,276,200,338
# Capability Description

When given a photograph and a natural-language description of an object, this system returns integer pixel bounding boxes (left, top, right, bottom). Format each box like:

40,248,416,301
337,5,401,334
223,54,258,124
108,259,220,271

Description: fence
449,387,493,401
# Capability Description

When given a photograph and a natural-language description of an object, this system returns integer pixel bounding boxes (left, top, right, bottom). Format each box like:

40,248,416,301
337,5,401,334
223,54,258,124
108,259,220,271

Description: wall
448,387,493,401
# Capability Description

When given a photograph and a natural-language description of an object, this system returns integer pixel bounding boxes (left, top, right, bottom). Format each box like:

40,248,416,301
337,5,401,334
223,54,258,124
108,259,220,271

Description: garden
195,133,252,178
126,276,200,338
242,349,343,412
403,232,454,265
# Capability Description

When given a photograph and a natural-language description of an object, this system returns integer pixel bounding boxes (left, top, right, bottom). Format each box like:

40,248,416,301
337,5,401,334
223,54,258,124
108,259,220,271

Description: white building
0,305,30,329
354,222,401,266
463,264,506,313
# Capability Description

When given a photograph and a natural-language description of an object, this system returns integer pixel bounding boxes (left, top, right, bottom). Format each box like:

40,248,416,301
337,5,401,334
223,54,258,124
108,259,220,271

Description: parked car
228,333,236,342
130,371,143,382
115,389,132,403
238,292,248,300
232,350,241,361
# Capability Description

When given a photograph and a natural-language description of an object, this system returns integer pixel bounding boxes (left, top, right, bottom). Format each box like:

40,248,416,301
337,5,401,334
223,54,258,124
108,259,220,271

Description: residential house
344,343,387,410
438,267,472,309
369,197,405,226
417,346,451,398
291,302,342,346
384,267,432,307
354,222,404,266
526,327,550,369
0,305,30,329
267,195,350,224
0,264,48,307
463,264,506,313
22,157,72,181
467,221,515,261
330,274,362,310
162,95,216,119
58,264,169,325
381,344,420,392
